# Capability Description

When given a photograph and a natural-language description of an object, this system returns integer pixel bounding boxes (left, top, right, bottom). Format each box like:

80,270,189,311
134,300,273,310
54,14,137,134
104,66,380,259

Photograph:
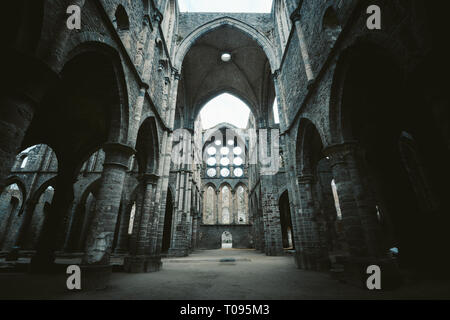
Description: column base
168,248,188,257
265,247,284,256
123,255,162,273
79,264,113,291
293,250,330,271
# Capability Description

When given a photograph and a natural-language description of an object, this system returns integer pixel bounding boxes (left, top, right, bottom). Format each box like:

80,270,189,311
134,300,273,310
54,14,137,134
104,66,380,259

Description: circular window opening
220,168,230,177
220,157,230,166
214,140,222,146
207,157,217,166
233,147,242,155
221,53,232,62
220,147,229,155
207,168,217,177
207,147,216,156
227,139,234,146
234,168,244,177
233,157,243,166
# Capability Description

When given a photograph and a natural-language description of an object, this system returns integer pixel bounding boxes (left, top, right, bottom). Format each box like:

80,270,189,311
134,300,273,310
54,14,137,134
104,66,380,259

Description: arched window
273,99,280,124
114,5,131,50
203,186,216,224
114,5,129,31
331,179,342,220
237,185,247,224
322,7,341,48
128,203,136,235
199,93,251,129
220,186,231,224
20,156,28,169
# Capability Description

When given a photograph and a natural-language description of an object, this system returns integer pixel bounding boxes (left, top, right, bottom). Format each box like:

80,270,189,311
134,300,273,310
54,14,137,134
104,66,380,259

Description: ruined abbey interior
0,0,449,300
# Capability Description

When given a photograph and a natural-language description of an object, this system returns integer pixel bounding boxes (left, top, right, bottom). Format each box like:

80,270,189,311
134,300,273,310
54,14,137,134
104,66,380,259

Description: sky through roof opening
199,93,251,129
178,0,273,13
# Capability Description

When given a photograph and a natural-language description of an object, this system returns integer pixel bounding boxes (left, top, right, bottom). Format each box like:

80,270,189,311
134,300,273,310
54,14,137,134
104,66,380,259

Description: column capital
103,142,136,170
139,173,159,185
322,141,360,158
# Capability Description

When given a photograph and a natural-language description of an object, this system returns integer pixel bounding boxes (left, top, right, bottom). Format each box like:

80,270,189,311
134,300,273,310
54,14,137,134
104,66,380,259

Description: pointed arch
174,17,279,72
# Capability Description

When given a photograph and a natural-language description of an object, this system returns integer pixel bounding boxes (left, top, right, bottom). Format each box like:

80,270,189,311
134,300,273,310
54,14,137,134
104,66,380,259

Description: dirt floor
0,249,449,300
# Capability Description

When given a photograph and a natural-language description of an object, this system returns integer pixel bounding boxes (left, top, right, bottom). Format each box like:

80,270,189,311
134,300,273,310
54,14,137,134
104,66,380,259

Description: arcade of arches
0,0,450,298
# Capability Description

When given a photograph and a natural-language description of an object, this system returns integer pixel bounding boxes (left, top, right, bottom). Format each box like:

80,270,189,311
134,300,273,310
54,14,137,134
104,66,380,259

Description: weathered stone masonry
0,0,449,288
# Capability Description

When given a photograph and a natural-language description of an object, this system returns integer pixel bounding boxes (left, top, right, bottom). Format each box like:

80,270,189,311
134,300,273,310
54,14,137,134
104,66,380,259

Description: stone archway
221,231,232,249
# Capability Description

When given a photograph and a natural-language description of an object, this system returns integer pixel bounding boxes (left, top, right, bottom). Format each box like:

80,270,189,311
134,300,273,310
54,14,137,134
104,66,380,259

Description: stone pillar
323,143,401,287
0,95,35,188
168,170,189,257
113,199,132,254
29,170,75,272
344,144,385,258
323,144,367,258
296,174,326,270
124,173,160,273
82,142,135,265
260,175,284,256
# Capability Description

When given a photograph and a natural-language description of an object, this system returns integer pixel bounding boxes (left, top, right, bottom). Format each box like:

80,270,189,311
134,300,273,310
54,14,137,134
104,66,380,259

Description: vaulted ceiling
176,25,275,128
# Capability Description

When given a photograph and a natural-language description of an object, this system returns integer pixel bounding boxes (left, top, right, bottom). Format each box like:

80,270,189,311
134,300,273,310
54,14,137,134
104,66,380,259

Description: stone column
124,173,160,272
260,175,284,256
345,144,385,258
168,169,189,257
296,174,325,270
113,199,132,254
29,169,75,272
323,143,402,287
323,144,368,258
82,142,135,265
0,95,35,188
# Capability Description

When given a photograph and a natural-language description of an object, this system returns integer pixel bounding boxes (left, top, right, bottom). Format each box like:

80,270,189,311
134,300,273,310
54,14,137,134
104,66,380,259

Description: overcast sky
199,93,279,129
178,0,273,13
199,93,251,129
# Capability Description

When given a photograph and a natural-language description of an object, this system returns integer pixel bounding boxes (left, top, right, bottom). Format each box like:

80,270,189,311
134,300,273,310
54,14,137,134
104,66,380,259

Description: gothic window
237,186,247,224
114,5,131,50
203,186,216,224
20,156,28,169
273,99,280,124
128,203,136,235
204,129,245,178
331,179,342,220
221,186,231,224
322,7,342,48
